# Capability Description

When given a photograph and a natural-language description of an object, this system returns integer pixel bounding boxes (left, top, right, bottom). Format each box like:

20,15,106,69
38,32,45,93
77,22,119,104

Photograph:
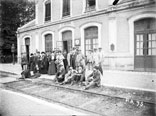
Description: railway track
2,79,156,116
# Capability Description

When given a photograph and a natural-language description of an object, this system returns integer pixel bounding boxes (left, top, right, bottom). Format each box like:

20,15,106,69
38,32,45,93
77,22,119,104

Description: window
45,0,51,21
45,34,52,52
86,0,96,12
147,33,156,55
85,26,98,55
136,34,144,56
63,0,70,17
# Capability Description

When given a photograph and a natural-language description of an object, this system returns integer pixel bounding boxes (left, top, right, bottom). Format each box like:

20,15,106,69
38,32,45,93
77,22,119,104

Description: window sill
62,15,71,19
85,7,96,13
44,20,51,23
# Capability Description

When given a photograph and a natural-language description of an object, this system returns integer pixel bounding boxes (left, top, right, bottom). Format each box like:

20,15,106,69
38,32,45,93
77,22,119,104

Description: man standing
98,47,104,75
86,50,93,70
93,48,99,67
21,53,28,70
70,47,77,69
75,49,85,69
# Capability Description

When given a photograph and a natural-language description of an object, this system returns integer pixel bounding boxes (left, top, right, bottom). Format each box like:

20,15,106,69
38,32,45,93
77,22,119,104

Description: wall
36,0,110,25
18,0,156,71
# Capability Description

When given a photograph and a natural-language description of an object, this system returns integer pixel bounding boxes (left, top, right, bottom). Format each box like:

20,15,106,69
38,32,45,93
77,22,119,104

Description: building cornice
18,0,156,33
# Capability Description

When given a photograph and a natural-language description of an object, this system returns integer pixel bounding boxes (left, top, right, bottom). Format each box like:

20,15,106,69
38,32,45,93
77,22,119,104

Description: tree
1,0,35,55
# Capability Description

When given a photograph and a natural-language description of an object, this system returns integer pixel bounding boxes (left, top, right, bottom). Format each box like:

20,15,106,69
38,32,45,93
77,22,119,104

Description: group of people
20,47,104,90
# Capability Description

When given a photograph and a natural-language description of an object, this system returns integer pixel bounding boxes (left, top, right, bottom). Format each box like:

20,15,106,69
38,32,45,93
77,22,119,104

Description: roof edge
18,19,36,30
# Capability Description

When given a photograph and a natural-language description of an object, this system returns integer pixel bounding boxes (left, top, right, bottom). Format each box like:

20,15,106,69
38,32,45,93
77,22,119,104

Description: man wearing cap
93,48,99,67
84,66,101,90
98,47,104,75
86,49,93,70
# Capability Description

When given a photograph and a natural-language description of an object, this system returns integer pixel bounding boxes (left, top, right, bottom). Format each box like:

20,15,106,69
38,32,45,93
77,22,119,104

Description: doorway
62,30,72,53
25,37,30,62
134,18,156,72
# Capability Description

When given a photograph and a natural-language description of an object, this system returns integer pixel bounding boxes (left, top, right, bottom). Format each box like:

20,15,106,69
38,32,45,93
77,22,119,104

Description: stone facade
17,0,156,71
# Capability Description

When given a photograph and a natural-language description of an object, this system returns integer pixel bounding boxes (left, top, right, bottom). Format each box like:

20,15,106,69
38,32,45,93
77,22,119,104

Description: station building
17,0,156,72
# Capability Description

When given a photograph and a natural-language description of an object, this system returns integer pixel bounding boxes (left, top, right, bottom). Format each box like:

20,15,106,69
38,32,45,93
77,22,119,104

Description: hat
41,52,45,54
69,66,73,70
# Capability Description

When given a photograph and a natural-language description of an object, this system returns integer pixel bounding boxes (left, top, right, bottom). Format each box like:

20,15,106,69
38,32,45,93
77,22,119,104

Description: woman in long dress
48,51,56,75
40,52,48,74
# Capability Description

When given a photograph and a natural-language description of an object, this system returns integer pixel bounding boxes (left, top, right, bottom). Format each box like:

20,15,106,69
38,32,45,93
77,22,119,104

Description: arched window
45,34,52,52
45,0,51,21
85,26,98,54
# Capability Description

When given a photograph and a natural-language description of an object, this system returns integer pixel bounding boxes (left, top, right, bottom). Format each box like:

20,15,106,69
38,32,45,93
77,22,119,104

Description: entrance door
85,26,98,55
62,31,72,53
25,37,30,62
134,18,156,72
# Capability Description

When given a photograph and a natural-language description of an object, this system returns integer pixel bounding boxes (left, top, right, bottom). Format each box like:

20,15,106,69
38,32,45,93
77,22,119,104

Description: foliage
1,0,35,55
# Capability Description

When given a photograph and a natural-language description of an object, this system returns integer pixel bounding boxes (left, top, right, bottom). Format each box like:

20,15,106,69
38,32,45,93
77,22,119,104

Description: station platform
0,63,156,92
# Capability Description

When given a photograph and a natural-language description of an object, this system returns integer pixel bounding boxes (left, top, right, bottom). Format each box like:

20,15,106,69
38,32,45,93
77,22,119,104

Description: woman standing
48,51,56,75
56,50,65,69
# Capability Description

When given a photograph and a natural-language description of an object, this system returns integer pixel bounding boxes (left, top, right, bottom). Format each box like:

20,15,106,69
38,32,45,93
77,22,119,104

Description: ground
0,63,156,116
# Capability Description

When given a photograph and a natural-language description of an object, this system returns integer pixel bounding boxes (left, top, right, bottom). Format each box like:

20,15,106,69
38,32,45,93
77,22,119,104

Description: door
25,38,30,62
134,18,156,72
85,26,98,55
62,31,72,53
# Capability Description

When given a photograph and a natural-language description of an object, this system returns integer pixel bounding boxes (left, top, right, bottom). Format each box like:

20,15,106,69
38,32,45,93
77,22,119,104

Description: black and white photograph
0,0,156,116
